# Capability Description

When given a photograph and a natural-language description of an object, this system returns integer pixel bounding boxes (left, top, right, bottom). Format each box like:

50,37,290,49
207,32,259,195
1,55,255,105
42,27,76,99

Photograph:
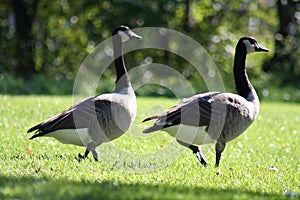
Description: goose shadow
0,175,285,200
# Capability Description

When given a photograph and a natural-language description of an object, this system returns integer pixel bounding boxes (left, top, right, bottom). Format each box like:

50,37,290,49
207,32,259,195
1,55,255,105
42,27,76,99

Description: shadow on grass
0,175,286,200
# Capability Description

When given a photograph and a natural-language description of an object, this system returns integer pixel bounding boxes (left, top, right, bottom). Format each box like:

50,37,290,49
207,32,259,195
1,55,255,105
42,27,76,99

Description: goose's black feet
176,139,207,167
91,150,98,162
76,149,98,162
76,149,90,162
215,141,226,167
215,152,221,168
77,153,85,162
195,151,207,167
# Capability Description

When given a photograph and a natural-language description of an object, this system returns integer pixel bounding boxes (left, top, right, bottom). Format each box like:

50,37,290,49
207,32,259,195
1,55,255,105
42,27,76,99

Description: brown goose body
28,26,142,161
29,88,136,146
144,91,259,144
143,37,269,167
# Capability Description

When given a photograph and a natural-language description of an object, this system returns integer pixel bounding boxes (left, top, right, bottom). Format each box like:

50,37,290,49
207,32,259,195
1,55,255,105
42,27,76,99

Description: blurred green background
0,0,299,101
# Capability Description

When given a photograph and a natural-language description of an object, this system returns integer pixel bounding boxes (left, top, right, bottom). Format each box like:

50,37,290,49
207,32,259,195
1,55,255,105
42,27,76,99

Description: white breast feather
164,125,216,145
46,128,91,146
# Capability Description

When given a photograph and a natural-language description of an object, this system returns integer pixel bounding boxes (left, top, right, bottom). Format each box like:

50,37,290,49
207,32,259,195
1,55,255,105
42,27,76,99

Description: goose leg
78,149,90,161
91,150,98,162
215,140,226,167
77,142,99,162
176,139,207,167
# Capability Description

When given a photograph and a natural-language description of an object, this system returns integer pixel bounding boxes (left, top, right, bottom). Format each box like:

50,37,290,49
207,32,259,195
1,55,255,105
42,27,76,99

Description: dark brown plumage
28,26,142,161
142,37,269,167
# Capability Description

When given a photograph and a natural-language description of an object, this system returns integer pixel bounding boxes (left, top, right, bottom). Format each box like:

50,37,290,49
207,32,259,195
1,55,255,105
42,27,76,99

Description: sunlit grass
0,95,299,199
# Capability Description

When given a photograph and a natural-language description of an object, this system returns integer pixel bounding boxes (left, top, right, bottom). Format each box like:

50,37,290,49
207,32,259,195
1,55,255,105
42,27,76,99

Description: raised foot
195,151,207,167
176,139,207,167
200,159,208,167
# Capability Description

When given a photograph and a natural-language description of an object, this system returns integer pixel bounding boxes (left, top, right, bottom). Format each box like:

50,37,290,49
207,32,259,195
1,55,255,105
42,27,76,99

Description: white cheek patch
118,31,130,42
243,40,255,54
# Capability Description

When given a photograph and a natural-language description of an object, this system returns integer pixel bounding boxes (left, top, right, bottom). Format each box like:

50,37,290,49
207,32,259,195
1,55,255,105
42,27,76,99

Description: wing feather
143,92,221,133
28,95,113,139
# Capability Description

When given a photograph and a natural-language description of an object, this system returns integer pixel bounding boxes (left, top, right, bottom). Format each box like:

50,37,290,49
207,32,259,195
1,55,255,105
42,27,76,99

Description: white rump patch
163,125,216,145
46,128,92,146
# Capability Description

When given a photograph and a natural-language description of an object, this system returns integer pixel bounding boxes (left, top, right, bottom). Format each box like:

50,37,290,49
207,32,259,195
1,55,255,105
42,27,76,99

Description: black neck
112,35,130,92
233,43,253,98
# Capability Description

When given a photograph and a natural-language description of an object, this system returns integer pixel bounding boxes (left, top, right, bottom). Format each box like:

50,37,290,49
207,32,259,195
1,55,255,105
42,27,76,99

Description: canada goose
28,26,142,161
142,37,269,167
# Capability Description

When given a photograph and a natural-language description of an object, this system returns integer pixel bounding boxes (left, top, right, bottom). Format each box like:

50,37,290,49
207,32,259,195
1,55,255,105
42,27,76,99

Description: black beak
256,43,269,52
128,30,142,40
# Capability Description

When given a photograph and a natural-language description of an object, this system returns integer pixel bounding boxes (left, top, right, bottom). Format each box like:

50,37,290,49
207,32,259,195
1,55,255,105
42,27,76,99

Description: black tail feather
29,133,39,140
142,115,167,133
27,123,51,139
27,124,41,133
142,116,159,123
143,125,163,133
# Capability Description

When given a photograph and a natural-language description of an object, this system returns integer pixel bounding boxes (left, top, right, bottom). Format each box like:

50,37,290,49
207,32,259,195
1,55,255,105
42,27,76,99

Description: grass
0,95,299,199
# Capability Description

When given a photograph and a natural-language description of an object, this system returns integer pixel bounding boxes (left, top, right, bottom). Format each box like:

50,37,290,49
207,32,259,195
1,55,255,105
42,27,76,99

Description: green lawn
0,95,299,199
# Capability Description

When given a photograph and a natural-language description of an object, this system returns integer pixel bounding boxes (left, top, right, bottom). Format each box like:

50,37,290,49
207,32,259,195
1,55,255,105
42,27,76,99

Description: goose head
112,25,142,42
239,36,269,54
